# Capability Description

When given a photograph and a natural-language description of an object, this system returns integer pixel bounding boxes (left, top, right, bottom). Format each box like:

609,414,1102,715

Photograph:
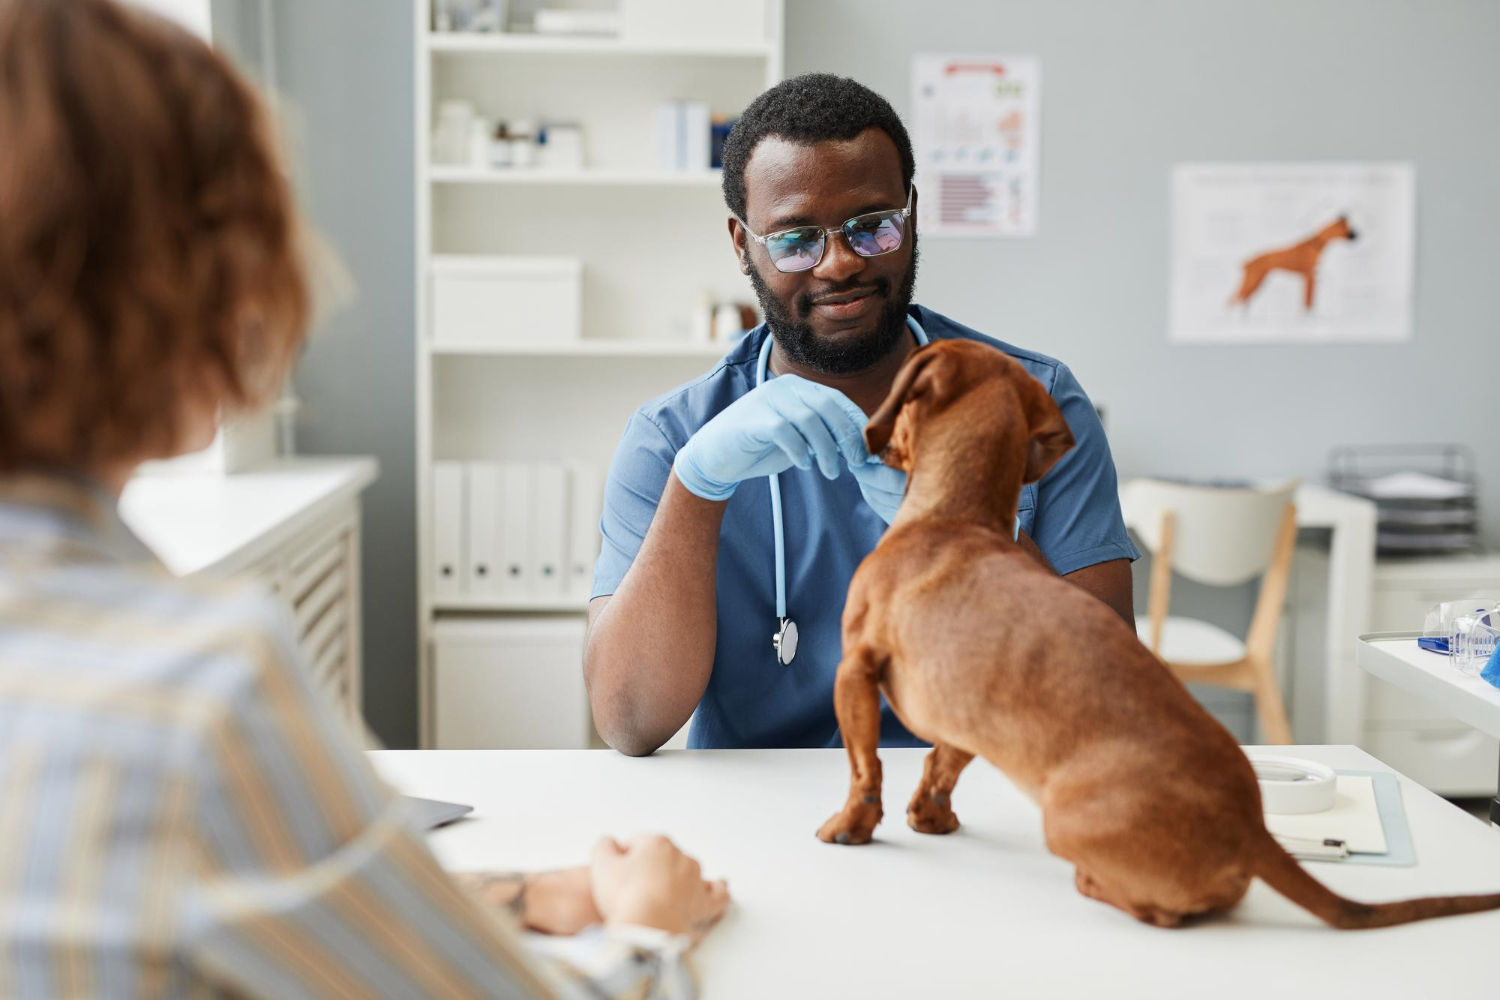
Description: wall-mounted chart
1170,163,1415,343
912,53,1041,238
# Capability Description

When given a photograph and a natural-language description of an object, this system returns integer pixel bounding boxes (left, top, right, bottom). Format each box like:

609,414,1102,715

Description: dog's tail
1253,831,1500,929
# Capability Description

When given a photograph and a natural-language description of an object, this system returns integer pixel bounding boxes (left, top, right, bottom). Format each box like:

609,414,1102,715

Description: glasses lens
765,228,824,272
844,211,906,257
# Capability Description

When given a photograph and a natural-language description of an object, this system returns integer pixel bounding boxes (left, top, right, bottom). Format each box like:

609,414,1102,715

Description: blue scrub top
592,304,1139,749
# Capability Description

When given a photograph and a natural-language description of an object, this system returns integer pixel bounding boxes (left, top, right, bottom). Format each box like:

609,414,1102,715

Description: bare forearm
456,867,600,935
585,476,725,755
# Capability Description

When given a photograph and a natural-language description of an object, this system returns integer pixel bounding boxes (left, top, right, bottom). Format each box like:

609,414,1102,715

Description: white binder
568,463,602,601
533,462,569,597
465,461,501,597
682,101,711,171
498,461,533,597
432,462,466,601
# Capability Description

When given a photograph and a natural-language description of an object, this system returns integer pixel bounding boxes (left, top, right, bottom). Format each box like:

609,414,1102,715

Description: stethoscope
758,314,930,665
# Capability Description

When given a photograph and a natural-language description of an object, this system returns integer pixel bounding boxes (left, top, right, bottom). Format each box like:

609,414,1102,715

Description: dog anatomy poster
1169,163,1414,343
912,54,1041,238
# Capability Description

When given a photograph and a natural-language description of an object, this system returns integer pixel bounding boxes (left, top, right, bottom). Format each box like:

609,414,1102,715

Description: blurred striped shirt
0,475,695,999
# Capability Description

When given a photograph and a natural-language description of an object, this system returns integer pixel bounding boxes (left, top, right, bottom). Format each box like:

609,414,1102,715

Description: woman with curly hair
0,2,726,996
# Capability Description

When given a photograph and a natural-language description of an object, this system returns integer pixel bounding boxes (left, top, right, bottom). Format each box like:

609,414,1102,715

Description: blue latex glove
673,374,868,501
848,457,908,523
1482,641,1500,691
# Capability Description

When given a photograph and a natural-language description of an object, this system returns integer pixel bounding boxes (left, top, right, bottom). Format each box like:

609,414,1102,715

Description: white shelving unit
428,165,724,187
415,1,783,747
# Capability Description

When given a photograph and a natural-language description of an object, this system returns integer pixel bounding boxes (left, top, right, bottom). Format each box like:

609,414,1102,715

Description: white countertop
119,457,377,577
371,745,1500,1000
1358,633,1500,738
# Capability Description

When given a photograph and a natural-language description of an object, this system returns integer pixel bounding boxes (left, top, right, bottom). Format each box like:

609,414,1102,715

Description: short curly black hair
721,73,915,222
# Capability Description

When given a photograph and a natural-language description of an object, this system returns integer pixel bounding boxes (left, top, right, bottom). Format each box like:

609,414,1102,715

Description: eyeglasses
737,187,914,273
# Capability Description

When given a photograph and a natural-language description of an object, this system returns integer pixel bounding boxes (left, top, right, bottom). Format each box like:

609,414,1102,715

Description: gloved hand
848,457,908,523
673,374,868,501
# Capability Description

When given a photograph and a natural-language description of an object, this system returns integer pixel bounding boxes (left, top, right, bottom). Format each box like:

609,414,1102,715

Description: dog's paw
816,806,879,845
906,792,960,835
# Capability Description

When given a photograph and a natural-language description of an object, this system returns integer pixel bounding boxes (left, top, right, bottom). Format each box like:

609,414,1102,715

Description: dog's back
846,515,1251,803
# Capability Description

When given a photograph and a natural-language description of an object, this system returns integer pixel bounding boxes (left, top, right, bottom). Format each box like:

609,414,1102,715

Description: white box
431,617,590,749
567,463,602,600
432,462,466,601
620,0,767,44
465,461,502,597
138,407,276,475
430,256,581,345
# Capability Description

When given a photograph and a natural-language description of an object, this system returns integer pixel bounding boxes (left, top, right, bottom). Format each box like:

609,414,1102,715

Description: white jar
509,119,535,169
433,100,474,165
489,127,513,169
468,118,492,169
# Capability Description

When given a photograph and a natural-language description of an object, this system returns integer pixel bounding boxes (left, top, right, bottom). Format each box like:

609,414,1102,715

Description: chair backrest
1120,478,1301,587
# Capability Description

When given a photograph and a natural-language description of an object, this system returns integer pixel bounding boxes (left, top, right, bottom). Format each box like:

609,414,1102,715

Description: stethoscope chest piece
756,313,927,674
773,617,799,665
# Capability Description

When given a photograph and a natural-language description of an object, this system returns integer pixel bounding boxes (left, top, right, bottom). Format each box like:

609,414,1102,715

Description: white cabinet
1363,554,1500,795
121,458,377,725
431,617,590,749
256,506,365,723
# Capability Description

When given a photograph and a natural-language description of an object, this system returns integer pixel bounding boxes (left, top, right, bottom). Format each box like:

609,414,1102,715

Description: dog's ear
864,345,952,456
1022,380,1075,484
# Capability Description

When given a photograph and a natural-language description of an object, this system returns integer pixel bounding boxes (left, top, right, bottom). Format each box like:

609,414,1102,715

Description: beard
746,233,919,376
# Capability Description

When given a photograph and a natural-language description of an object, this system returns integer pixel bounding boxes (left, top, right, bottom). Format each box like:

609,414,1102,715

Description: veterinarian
586,74,1138,753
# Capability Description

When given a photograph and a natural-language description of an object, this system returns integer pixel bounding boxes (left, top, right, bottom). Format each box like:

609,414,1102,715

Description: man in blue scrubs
585,74,1138,753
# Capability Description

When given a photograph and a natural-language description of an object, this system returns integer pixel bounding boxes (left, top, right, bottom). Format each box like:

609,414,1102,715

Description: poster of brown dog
1228,215,1358,312
1169,163,1413,343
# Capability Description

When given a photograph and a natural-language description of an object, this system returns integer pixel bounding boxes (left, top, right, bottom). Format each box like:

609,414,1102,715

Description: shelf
429,166,722,187
427,339,732,358
426,32,774,59
1357,632,1500,738
434,595,588,614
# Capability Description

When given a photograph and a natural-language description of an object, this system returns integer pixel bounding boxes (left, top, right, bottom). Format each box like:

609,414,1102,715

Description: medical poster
911,54,1041,238
1169,163,1415,343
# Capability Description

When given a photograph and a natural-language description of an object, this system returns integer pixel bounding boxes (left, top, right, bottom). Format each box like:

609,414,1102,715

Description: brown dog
816,339,1500,929
1228,215,1357,312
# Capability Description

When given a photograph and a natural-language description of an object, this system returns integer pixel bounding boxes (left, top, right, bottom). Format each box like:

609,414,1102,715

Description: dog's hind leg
817,646,885,845
907,743,973,834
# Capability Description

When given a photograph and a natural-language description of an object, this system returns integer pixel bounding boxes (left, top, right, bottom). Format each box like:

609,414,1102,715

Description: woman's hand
589,835,730,944
457,866,603,936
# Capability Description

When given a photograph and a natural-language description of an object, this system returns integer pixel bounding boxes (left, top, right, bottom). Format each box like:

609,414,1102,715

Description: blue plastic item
1481,642,1500,690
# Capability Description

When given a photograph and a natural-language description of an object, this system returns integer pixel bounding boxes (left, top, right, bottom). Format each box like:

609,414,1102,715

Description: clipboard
1269,771,1416,867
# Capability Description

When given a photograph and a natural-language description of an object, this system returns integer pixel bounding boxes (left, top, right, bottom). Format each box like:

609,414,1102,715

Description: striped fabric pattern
0,476,695,1000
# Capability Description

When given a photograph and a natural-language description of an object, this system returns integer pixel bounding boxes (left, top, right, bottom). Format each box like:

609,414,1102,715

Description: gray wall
276,1,1499,746
786,0,1500,524
273,2,418,746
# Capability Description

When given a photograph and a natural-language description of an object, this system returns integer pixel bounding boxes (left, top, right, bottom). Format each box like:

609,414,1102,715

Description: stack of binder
431,461,602,602
1330,445,1481,555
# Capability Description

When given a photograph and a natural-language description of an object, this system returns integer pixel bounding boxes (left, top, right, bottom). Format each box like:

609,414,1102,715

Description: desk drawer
1364,723,1498,797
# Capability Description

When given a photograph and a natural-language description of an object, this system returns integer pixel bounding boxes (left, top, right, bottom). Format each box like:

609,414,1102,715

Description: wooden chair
1120,478,1301,744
